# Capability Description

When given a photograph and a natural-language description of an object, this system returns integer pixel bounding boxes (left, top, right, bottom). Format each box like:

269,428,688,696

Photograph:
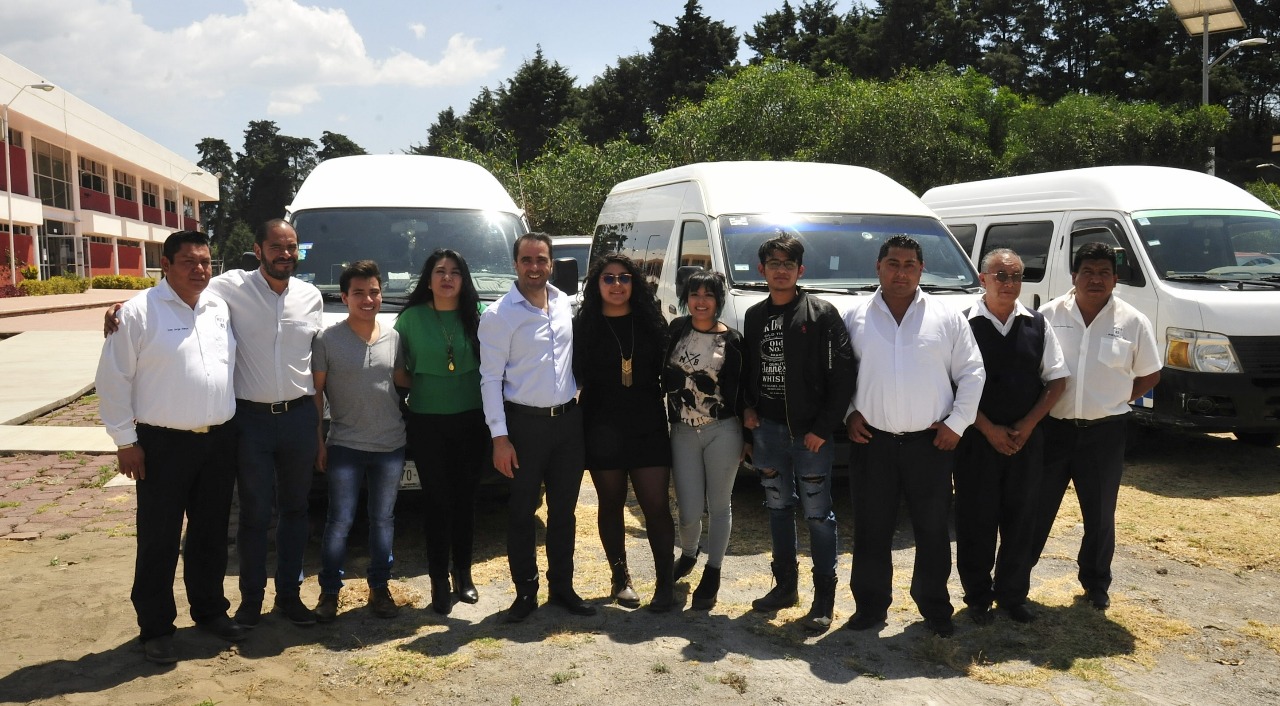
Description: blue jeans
752,418,838,577
319,445,405,594
235,400,319,601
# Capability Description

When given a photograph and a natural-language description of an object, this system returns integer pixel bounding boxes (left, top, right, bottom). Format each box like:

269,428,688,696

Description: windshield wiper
920,284,979,294
730,281,770,291
1164,273,1245,284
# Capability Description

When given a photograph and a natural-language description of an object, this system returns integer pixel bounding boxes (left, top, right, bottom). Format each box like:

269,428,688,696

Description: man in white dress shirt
97,231,242,664
1023,242,1160,611
843,234,986,637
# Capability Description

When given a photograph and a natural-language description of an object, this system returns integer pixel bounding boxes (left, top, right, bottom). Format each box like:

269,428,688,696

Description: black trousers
849,431,955,621
406,409,488,580
953,425,1044,608
504,404,585,591
132,422,237,642
1022,416,1127,594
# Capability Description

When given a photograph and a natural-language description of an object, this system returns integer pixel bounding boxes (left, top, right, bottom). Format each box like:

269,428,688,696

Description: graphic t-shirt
757,300,791,423
668,328,729,426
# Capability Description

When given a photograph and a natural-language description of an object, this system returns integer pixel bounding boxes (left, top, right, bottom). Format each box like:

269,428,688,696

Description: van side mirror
552,257,579,295
240,252,259,271
676,265,703,290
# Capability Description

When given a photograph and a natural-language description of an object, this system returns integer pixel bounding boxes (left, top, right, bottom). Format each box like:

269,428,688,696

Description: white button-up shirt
478,282,577,438
1041,289,1162,420
845,288,986,435
968,298,1070,383
207,268,322,403
96,278,236,446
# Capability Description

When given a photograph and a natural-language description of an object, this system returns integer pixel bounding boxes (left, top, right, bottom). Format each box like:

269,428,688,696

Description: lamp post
1202,36,1266,176
3,82,55,284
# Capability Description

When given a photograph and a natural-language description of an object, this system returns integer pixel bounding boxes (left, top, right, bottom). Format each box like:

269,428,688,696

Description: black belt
867,424,934,440
1051,414,1128,428
505,399,577,417
137,422,222,435
237,396,311,415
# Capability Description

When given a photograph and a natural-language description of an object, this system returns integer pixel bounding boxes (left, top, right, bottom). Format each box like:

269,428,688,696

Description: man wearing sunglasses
954,249,1068,625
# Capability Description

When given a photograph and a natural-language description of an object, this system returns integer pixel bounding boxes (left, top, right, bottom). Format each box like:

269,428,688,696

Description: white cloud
0,0,504,112
410,23,427,40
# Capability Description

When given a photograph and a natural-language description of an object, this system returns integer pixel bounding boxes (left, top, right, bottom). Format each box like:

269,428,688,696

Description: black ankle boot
610,558,640,608
647,569,675,613
751,561,799,612
430,575,453,615
452,566,479,604
690,565,721,610
802,573,837,632
673,551,698,582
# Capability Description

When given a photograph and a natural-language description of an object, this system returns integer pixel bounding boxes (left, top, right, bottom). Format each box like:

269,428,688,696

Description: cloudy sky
0,0,798,162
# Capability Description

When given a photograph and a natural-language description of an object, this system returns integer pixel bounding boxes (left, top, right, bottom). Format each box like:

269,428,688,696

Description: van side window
593,220,674,288
678,221,711,270
947,224,977,257
979,222,1052,282
1070,218,1146,287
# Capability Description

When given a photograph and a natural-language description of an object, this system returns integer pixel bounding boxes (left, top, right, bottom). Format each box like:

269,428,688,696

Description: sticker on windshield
734,264,750,271
300,242,313,249
296,272,315,282
1136,218,1150,225
829,256,840,270
296,248,308,261
1147,240,1161,246
728,217,750,226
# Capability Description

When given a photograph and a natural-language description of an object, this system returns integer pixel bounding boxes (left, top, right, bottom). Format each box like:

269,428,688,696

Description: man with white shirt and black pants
479,232,595,623
97,231,241,663
1022,242,1160,611
843,234,986,637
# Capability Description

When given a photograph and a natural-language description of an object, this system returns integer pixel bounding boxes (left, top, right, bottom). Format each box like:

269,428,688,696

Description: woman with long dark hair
394,248,487,615
574,253,675,611
664,270,745,610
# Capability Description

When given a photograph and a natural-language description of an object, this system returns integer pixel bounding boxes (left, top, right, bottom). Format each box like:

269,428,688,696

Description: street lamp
1205,37,1268,106
3,81,55,284
1257,163,1280,172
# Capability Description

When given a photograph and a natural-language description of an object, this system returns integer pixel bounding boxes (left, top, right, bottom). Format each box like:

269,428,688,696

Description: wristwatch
117,443,137,450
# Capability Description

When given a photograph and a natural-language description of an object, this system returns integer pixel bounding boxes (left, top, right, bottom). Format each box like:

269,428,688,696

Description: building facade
2,54,218,287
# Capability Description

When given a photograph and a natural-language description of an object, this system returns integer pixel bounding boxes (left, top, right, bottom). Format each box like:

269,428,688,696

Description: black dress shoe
143,635,178,664
843,611,887,631
197,614,248,642
274,595,317,626
1003,603,1036,623
504,594,538,623
453,569,480,604
548,590,597,616
430,576,454,615
924,617,955,638
233,600,261,628
969,604,995,625
1087,589,1110,610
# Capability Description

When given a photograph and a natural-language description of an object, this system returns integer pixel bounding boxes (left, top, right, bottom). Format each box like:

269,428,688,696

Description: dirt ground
1,427,1279,706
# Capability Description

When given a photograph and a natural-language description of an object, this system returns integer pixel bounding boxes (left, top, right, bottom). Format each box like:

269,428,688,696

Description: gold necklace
433,307,457,372
603,315,634,387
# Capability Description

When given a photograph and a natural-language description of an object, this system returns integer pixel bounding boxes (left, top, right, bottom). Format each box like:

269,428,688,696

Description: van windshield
1132,210,1280,281
289,208,525,310
720,214,978,289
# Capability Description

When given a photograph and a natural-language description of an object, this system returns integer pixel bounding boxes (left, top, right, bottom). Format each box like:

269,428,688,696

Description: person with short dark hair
742,231,855,632
311,260,406,622
955,249,1068,625
1023,242,1161,611
97,231,242,663
665,270,746,610
480,232,596,623
844,234,986,638
575,254,675,611
394,249,489,615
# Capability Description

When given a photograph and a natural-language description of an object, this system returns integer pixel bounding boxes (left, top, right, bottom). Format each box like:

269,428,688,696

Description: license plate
400,459,421,490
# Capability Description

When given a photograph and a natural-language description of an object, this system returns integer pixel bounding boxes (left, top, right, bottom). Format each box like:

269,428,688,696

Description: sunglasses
986,271,1024,283
601,273,633,285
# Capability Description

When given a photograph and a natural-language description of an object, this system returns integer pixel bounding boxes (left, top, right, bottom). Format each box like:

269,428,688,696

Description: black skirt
584,418,672,470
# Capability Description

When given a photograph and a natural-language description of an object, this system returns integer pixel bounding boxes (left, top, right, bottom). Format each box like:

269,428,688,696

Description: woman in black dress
574,253,675,611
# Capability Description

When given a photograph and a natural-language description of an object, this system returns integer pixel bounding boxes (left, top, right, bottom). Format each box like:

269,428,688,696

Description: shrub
18,264,39,280
18,275,91,296
0,285,24,298
90,275,156,290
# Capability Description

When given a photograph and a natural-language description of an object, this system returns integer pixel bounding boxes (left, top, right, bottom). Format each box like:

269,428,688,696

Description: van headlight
1165,328,1240,373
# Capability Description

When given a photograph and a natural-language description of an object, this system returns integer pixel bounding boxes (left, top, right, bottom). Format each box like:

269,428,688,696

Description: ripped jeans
752,418,838,577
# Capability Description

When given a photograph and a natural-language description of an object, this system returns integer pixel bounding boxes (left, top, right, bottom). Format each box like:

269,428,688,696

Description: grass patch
1241,620,1280,655
550,669,580,685
92,463,118,488
719,671,747,694
651,662,670,674
469,636,503,660
58,451,77,461
351,645,472,685
545,629,595,648
35,503,56,514
0,500,18,509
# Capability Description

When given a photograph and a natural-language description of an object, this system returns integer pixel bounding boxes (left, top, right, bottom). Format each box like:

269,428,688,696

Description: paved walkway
0,290,141,539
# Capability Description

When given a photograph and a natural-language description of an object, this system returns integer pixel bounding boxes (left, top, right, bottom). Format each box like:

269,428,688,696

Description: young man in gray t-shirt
311,260,407,621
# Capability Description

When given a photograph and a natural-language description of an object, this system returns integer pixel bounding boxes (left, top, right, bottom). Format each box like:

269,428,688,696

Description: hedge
17,275,91,296
90,275,157,290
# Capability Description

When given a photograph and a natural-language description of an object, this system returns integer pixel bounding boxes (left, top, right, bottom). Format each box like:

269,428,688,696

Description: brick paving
0,450,133,540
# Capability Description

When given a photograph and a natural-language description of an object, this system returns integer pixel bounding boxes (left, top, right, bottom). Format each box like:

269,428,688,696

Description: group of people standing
96,221,1160,665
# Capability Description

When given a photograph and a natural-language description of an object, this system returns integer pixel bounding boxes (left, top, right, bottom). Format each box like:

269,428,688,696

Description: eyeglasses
601,273,633,285
765,259,799,271
986,271,1024,283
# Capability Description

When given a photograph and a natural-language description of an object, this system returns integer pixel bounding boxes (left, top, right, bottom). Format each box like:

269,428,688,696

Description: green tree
494,46,581,163
316,131,367,162
646,0,739,114
233,121,316,233
580,54,652,144
744,1,798,62
195,137,236,247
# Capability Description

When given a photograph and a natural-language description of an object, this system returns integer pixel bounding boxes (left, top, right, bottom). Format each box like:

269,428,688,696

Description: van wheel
1234,432,1280,447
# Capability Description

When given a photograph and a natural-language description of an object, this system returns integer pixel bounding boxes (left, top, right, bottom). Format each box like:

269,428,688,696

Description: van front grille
1232,337,1280,377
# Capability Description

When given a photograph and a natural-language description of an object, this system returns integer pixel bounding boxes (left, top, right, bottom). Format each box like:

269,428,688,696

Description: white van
593,161,980,326
922,165,1280,445
592,161,982,448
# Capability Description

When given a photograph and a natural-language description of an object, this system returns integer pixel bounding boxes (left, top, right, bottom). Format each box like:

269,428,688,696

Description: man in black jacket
743,231,855,632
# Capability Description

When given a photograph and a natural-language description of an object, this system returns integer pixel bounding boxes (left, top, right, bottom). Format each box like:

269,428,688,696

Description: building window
117,239,141,249
113,170,136,201
0,224,32,236
4,128,22,147
89,235,111,244
31,138,71,209
163,188,177,214
79,157,108,194
141,180,158,208
182,196,195,219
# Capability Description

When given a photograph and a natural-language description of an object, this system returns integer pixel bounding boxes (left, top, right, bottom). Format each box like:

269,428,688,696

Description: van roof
286,154,522,215
607,161,936,217
921,165,1271,218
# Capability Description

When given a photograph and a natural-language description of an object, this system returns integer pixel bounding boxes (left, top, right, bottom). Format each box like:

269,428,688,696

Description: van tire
1234,432,1280,447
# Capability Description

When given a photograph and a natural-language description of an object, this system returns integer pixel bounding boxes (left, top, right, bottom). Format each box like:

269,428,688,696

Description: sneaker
314,593,339,623
369,586,399,619
142,635,178,664
273,595,317,626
